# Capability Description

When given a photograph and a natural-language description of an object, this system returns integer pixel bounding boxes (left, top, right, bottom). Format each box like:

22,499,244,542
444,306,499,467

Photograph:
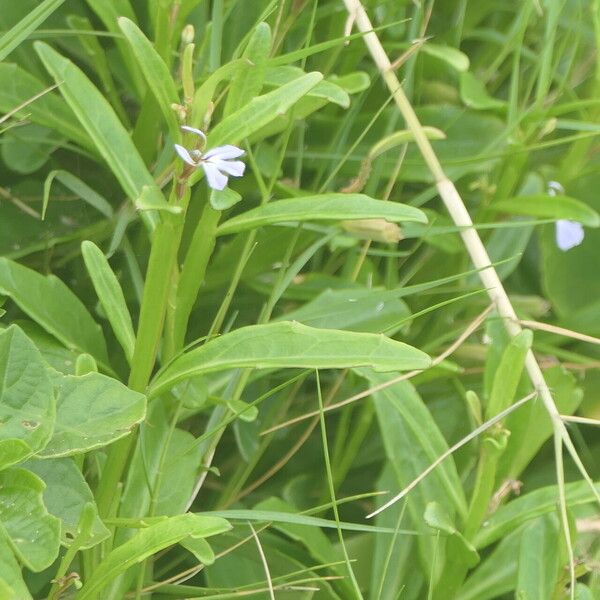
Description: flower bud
181,24,195,45
341,218,402,243
171,103,187,122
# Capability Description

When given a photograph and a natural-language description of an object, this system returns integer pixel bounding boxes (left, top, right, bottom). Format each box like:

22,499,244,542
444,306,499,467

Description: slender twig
367,392,537,518
250,524,275,600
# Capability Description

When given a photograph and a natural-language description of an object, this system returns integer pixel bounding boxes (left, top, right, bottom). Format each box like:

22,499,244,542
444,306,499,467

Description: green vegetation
1,0,600,598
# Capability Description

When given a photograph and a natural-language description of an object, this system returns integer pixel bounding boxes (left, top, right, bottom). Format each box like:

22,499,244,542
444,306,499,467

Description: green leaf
0,537,32,600
0,326,55,469
39,372,146,457
34,42,160,228
369,127,446,159
264,66,350,108
0,64,92,152
77,513,231,600
1,124,61,175
225,22,271,116
458,530,520,600
485,330,532,419
0,0,64,61
491,194,600,227
81,241,136,363
216,194,427,236
190,59,248,126
180,537,215,566
210,187,242,211
424,502,479,596
0,468,61,571
119,403,202,523
190,72,322,185
24,458,109,548
421,43,470,71
135,184,183,214
459,71,505,110
149,322,431,397
279,287,410,334
44,170,114,220
365,370,468,520
515,515,560,600
0,258,108,365
118,17,180,140
473,480,600,549
206,508,409,535
496,365,583,481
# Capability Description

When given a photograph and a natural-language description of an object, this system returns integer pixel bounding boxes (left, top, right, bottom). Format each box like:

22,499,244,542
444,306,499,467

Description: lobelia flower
548,180,585,252
174,126,245,191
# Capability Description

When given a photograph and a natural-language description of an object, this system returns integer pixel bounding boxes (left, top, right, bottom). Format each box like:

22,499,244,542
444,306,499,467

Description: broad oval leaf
150,322,431,398
0,468,61,572
491,194,600,227
0,326,55,469
39,372,146,457
216,194,427,236
24,458,109,548
0,258,108,366
0,537,32,600
77,513,231,600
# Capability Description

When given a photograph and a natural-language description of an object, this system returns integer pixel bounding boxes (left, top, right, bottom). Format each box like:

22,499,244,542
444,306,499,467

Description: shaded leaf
150,322,431,397
39,372,146,457
217,194,427,236
0,468,61,571
0,326,55,469
0,258,108,365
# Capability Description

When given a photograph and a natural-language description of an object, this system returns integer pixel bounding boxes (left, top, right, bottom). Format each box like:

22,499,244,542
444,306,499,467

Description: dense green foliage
1,0,600,598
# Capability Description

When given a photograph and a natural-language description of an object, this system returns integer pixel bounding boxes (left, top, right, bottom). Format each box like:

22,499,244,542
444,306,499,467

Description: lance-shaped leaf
217,194,427,236
34,42,160,229
118,17,180,140
150,322,430,397
77,514,231,600
0,258,108,366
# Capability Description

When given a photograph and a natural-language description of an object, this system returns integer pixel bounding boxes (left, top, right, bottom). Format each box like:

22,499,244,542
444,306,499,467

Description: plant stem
95,190,190,518
167,202,221,358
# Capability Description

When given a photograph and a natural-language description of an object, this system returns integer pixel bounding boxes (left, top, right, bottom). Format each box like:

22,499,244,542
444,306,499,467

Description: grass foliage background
1,0,600,598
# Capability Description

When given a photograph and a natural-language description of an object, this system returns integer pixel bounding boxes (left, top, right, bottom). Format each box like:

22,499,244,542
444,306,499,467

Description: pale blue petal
209,158,245,177
201,161,228,190
181,126,207,142
203,144,245,160
174,144,197,166
555,220,584,251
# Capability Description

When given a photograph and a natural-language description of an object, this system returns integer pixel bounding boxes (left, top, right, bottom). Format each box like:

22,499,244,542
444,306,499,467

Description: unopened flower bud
181,24,195,45
341,219,402,243
171,103,187,122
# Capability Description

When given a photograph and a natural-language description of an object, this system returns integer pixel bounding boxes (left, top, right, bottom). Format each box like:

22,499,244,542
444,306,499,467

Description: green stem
95,189,190,519
167,202,221,358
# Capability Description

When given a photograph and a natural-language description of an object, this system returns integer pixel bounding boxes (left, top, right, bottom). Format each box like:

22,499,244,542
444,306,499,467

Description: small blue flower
555,220,584,251
174,126,245,191
548,181,585,252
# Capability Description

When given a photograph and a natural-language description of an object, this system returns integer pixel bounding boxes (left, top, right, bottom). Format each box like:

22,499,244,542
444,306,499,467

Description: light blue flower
548,181,585,252
555,220,584,251
174,126,245,191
